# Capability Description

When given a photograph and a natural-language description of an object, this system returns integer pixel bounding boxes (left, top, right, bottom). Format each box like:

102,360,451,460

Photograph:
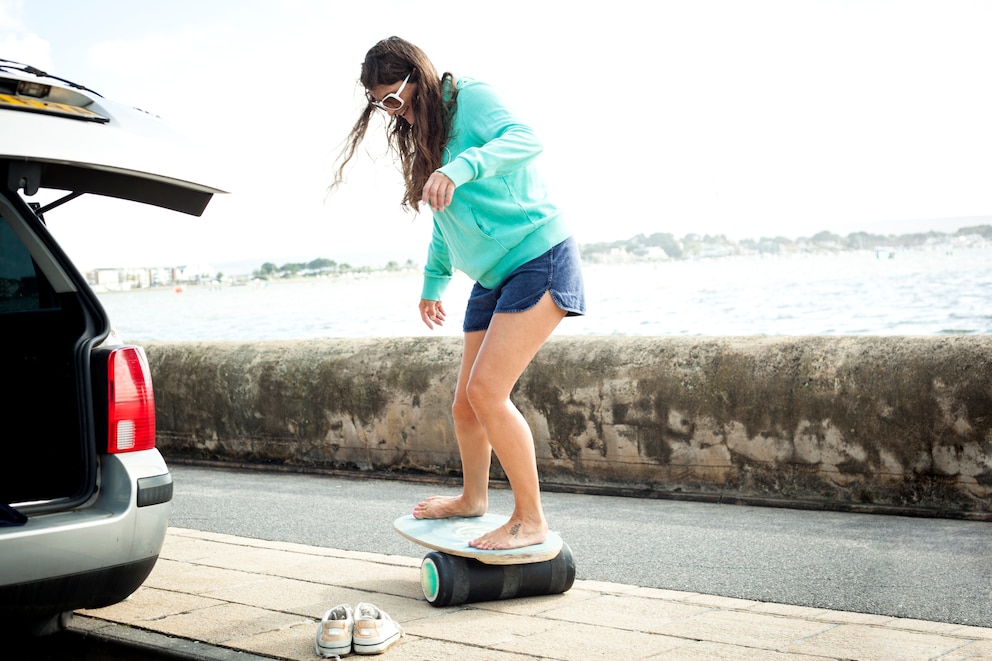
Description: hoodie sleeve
421,220,453,301
436,81,543,187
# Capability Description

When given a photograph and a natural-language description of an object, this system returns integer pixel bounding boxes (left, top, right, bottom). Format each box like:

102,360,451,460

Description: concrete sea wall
146,336,992,520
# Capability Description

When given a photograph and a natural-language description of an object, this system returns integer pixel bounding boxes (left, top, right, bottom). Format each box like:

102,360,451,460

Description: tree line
579,224,992,261
253,257,419,280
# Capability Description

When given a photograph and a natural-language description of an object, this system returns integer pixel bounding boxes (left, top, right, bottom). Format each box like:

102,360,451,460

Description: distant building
91,268,122,290
175,264,218,283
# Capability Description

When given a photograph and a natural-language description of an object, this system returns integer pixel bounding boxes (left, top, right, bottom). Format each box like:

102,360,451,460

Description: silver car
0,59,223,634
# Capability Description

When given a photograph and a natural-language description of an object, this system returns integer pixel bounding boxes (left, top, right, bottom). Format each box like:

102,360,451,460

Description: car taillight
106,346,156,453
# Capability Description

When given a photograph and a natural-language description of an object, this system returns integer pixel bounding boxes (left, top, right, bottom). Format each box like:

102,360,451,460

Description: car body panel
1,453,171,583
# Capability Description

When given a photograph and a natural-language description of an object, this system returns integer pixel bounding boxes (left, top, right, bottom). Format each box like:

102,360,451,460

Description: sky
2,0,990,271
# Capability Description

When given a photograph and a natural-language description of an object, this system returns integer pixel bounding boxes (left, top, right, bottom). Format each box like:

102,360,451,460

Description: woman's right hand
422,171,455,212
420,298,446,330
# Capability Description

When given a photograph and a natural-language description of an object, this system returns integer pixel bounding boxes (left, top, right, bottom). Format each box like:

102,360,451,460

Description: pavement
67,527,992,661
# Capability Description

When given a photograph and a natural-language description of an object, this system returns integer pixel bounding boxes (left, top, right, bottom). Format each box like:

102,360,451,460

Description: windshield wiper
0,58,102,97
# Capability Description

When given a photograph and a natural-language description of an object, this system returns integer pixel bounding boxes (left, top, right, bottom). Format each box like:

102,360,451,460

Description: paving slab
72,527,992,661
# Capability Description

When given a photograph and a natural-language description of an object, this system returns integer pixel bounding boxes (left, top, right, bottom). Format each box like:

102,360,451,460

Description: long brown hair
331,37,457,212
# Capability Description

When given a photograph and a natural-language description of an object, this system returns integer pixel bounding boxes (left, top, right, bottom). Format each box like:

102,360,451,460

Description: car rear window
0,212,59,313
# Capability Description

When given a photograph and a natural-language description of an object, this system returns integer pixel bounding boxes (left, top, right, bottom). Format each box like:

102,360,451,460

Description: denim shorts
463,236,586,333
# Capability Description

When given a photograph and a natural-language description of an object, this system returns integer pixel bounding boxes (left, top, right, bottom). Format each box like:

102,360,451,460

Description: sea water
95,247,991,343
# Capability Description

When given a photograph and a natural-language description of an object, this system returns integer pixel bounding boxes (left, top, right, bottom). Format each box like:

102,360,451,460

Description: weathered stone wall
145,336,992,519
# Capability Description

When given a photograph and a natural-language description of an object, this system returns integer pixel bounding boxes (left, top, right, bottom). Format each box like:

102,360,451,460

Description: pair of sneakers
315,602,404,658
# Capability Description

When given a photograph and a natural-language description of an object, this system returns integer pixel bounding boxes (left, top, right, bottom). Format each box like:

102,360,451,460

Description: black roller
420,542,575,607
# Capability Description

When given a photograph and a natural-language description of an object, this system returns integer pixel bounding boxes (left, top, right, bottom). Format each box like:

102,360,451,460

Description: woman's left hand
422,171,455,212
420,298,446,330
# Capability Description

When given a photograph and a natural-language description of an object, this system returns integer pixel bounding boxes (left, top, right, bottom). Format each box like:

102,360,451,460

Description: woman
332,37,585,550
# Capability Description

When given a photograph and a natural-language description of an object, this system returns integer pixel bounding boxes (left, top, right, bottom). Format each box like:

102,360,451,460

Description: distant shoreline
91,242,992,296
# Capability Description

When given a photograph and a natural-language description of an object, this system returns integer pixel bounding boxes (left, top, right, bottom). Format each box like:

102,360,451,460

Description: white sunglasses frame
369,73,412,111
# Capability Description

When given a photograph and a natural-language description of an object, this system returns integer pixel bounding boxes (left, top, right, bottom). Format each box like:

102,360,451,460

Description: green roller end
421,557,440,603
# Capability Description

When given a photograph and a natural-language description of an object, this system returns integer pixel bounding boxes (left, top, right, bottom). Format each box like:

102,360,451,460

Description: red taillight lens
106,346,156,453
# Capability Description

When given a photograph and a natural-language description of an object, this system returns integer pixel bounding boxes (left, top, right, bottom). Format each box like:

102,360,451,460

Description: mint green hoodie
421,77,571,301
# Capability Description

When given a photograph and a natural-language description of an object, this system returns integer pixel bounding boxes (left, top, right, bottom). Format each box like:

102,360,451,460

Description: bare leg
414,292,567,549
413,330,491,519
466,292,567,550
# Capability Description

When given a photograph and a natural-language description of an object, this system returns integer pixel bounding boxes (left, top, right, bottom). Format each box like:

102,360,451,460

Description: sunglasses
369,73,411,111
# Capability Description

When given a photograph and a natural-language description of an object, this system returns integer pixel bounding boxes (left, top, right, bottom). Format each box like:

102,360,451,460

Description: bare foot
412,495,486,520
469,517,548,550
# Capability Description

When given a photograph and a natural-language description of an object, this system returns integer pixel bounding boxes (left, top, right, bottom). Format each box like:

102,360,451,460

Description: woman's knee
464,376,503,416
452,392,479,427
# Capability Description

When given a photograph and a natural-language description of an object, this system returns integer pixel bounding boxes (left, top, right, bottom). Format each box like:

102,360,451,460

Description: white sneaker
315,604,354,658
352,602,403,655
